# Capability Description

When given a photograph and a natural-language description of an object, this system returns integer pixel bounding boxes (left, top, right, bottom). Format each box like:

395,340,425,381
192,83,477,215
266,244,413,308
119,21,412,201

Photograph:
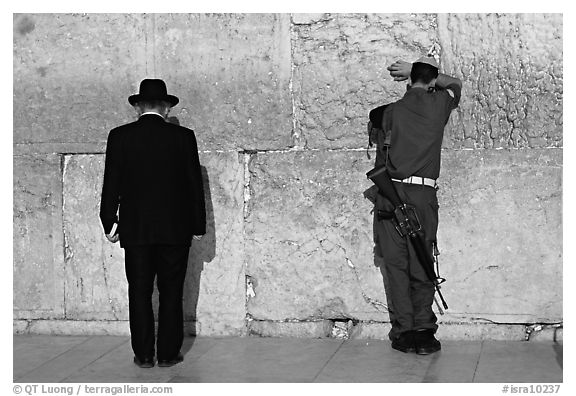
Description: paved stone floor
13,335,562,383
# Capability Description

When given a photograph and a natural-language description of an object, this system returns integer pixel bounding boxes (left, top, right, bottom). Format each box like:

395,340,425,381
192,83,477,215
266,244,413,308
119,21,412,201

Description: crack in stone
99,247,118,320
61,154,69,319
242,151,255,333
62,156,74,265
320,238,389,314
288,17,302,149
242,152,253,220
468,316,563,340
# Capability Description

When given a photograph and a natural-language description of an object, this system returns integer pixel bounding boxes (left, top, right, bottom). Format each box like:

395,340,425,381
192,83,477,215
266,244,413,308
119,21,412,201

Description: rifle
366,164,449,313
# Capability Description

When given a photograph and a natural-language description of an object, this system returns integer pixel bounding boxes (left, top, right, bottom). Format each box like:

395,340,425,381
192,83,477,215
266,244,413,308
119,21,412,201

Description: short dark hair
410,62,439,85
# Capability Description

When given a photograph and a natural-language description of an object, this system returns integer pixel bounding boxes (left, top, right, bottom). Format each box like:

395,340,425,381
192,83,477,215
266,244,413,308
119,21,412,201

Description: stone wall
13,13,562,340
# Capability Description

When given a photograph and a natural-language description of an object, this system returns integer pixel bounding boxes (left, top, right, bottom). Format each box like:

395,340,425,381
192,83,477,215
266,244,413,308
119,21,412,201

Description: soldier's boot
391,330,416,353
414,329,441,355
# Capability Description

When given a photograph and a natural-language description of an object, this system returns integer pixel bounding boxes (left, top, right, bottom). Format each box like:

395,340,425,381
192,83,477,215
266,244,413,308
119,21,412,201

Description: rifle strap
432,241,446,284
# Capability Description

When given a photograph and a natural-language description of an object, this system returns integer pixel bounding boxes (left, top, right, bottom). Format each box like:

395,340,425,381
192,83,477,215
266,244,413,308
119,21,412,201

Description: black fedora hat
128,79,179,107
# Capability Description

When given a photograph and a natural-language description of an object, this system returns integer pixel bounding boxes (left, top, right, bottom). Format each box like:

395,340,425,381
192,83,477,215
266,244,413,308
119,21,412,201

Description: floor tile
421,341,482,383
314,339,434,382
63,340,170,383
64,337,219,383
17,336,128,383
474,341,562,383
14,335,89,381
12,336,563,384
173,337,343,382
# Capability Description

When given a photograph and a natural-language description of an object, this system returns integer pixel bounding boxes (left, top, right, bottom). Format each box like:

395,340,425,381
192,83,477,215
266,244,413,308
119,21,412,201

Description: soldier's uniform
371,71,461,348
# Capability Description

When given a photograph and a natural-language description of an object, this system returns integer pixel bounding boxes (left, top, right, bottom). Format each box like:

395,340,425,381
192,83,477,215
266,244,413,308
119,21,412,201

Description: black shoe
414,329,441,355
158,352,184,367
133,356,155,368
391,331,416,353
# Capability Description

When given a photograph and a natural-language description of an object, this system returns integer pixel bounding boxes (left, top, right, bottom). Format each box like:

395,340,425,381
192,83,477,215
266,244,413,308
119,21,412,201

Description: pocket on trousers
375,193,395,212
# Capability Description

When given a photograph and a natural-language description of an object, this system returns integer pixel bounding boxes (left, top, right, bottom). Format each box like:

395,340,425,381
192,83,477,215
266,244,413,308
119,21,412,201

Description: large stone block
13,154,65,319
62,155,127,320
153,14,293,151
292,13,439,149
13,14,148,152
61,152,246,334
246,150,388,321
187,152,247,336
437,148,562,322
437,13,563,149
245,148,561,325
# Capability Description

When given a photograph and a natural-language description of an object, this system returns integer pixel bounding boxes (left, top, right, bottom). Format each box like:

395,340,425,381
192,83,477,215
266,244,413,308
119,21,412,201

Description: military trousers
373,182,439,340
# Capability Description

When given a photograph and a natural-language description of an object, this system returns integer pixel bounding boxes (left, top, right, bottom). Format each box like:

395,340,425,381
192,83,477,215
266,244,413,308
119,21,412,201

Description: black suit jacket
100,114,206,247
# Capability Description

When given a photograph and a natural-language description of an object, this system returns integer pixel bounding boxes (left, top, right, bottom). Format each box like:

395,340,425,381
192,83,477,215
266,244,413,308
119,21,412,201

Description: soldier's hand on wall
387,60,412,81
193,235,203,241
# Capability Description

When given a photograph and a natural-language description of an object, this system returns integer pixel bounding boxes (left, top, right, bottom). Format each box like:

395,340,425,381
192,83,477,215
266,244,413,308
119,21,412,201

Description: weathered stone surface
13,14,148,152
23,320,131,336
248,320,332,338
17,319,561,341
246,150,388,321
527,326,563,342
14,142,107,156
186,152,246,336
350,321,527,341
438,323,527,341
348,322,393,340
13,154,65,319
62,155,127,320
437,13,563,149
292,13,439,149
292,13,563,151
13,13,563,338
61,152,246,334
13,321,29,334
438,149,562,322
153,14,293,151
246,148,561,325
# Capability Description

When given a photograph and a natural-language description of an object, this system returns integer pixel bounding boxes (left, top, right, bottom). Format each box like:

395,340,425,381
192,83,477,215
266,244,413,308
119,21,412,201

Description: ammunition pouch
363,185,379,205
392,205,422,237
374,190,395,221
377,204,423,238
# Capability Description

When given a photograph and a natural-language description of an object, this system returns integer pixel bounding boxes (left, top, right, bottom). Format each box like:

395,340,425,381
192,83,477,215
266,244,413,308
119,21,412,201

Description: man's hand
387,60,412,81
105,223,119,243
193,235,203,241
106,233,119,243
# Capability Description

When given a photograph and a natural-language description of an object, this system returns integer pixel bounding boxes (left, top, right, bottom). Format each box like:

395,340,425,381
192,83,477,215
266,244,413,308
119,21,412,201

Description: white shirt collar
140,111,165,119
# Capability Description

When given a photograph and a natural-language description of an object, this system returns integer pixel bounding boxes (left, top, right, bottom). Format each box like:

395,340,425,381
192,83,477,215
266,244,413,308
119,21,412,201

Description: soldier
373,56,462,354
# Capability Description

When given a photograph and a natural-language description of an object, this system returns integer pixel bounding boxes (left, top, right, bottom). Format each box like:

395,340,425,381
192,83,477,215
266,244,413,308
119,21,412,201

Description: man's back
100,114,206,247
387,85,461,180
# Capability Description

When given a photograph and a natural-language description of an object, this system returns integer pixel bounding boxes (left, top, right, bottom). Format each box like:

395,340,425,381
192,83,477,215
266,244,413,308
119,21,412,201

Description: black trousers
124,245,190,361
373,183,439,340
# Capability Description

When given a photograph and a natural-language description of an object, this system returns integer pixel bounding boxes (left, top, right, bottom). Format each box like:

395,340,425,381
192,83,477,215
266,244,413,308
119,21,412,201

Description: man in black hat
372,56,461,355
100,79,206,368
